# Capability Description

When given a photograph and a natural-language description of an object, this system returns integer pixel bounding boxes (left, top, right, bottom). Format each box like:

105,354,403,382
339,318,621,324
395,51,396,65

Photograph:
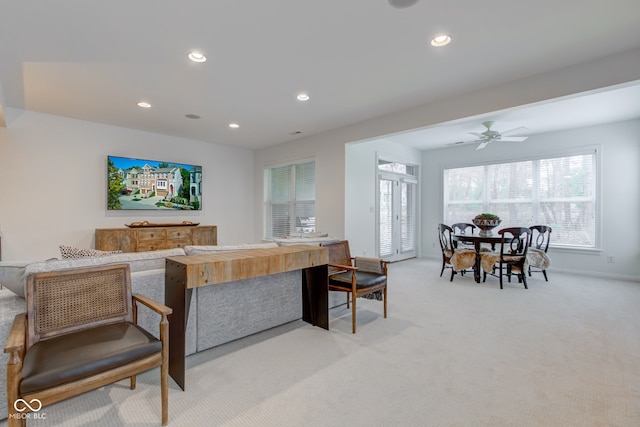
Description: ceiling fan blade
447,139,478,146
468,132,483,137
476,141,489,150
500,136,528,142
501,126,529,136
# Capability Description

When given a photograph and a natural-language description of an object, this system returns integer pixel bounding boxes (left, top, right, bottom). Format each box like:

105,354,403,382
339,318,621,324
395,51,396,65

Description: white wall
0,110,255,260
252,129,345,244
254,48,640,269
345,139,422,258
421,119,640,280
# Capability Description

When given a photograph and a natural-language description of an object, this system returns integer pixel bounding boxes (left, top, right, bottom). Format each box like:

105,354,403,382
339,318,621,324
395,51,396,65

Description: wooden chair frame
451,222,477,249
438,224,475,281
528,225,552,281
482,227,532,289
4,264,172,426
320,241,388,333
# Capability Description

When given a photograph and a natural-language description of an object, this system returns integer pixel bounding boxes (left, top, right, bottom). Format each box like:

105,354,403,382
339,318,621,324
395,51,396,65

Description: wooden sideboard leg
165,260,191,391
302,264,329,330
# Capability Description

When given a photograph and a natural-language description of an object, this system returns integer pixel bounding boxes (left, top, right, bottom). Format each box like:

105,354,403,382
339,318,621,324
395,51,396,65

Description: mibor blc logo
10,398,46,420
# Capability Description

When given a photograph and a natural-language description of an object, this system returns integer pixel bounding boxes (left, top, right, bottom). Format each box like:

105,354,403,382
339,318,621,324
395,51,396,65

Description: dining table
452,233,503,283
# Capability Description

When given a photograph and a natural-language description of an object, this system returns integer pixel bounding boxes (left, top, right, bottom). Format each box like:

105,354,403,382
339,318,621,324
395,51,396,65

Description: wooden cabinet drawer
166,240,190,249
95,226,216,252
137,229,167,242
137,241,168,251
167,228,191,241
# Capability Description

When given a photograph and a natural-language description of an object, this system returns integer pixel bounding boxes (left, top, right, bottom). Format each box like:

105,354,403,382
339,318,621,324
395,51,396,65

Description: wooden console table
95,225,217,252
165,244,329,390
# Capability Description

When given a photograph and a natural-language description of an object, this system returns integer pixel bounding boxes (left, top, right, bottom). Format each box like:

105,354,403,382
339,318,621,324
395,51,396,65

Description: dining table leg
473,241,482,283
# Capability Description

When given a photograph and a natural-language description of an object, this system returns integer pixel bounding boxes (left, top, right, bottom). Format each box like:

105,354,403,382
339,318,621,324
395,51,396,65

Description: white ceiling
1,1,640,151
386,82,640,150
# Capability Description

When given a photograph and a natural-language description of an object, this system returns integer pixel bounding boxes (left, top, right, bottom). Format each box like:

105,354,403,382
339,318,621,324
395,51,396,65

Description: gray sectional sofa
0,242,340,420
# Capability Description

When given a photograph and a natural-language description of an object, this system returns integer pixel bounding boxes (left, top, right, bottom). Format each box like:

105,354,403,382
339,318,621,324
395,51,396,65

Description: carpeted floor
2,258,639,426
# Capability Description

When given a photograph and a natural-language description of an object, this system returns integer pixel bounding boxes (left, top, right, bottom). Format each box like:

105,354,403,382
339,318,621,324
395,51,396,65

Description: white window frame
442,146,601,251
264,158,316,240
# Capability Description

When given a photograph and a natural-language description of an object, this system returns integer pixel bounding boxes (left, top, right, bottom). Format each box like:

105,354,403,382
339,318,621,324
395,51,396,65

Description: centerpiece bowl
472,214,502,236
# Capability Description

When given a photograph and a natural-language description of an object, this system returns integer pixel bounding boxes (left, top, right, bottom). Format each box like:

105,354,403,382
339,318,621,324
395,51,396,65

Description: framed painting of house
107,155,202,210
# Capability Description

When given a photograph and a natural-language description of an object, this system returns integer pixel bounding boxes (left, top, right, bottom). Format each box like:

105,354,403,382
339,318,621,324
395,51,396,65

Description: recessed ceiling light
430,34,451,47
296,93,310,101
185,114,201,119
137,101,151,108
229,123,240,129
188,51,207,63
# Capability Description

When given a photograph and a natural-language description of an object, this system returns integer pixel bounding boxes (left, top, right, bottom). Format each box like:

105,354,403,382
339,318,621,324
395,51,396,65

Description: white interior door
378,171,417,261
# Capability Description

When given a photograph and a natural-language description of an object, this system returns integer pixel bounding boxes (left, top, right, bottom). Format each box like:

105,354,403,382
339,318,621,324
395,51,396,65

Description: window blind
444,151,597,248
265,161,315,239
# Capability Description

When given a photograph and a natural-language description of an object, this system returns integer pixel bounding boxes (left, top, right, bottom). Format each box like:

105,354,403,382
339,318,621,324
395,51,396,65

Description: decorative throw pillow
59,245,122,259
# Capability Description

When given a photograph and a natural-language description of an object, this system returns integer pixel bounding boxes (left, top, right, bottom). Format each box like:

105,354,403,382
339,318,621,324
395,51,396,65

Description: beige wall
0,110,255,260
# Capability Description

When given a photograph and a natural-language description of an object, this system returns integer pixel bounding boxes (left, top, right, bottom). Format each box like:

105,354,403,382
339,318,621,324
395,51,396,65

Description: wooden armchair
320,240,388,334
4,264,171,426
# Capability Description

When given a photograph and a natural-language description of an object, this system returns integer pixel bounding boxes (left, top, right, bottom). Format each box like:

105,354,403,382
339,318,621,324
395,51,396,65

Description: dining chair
438,224,476,281
528,225,552,281
481,227,532,289
451,222,477,249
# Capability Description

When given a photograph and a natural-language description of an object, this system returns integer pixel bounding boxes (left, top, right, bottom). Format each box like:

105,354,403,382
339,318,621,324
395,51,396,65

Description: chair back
438,224,455,253
320,240,353,273
26,264,133,348
451,222,477,235
529,225,552,252
498,227,531,258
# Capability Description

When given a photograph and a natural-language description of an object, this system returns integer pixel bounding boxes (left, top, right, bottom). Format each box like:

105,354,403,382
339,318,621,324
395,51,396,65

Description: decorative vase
472,217,502,236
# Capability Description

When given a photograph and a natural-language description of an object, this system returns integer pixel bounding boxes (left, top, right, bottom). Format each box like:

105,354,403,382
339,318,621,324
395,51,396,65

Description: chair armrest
354,257,389,274
4,313,27,361
328,263,357,271
132,294,173,316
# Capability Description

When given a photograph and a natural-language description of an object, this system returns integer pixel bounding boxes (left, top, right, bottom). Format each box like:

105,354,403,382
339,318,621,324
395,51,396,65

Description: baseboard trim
421,255,640,283
549,267,640,283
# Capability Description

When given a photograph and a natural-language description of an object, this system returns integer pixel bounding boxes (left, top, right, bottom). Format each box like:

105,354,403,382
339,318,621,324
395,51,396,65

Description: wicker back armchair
4,264,171,426
320,240,388,334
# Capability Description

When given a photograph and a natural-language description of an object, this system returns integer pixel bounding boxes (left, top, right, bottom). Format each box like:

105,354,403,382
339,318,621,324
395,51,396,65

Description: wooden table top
166,244,328,288
452,233,503,244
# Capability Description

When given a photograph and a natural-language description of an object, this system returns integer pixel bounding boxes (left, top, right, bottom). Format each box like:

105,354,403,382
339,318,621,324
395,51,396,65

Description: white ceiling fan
463,121,529,150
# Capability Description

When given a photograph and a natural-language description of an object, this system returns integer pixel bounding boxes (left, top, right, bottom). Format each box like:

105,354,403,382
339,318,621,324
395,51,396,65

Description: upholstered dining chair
438,223,476,281
4,264,171,426
528,225,552,281
481,227,532,289
320,240,388,334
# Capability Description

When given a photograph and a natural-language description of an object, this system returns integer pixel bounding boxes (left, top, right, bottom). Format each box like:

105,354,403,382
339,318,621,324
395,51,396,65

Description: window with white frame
264,160,315,239
443,148,598,248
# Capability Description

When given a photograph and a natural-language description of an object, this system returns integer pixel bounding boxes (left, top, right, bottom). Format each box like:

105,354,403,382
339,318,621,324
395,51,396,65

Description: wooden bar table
165,244,329,390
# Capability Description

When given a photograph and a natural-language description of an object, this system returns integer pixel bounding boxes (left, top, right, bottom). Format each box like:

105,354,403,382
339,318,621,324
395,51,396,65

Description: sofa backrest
0,248,186,297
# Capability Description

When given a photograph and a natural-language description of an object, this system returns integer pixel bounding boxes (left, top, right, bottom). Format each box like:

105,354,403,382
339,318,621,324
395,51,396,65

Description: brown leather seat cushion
329,271,386,289
21,322,161,394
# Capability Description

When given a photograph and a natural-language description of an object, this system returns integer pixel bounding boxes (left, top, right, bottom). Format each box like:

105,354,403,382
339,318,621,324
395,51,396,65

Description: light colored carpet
2,258,640,426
